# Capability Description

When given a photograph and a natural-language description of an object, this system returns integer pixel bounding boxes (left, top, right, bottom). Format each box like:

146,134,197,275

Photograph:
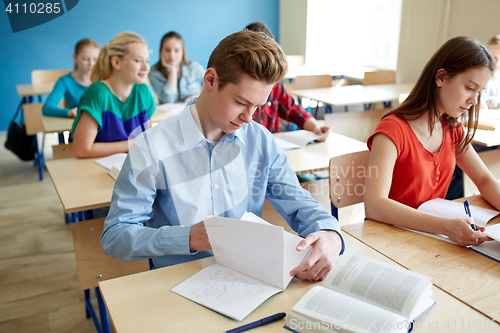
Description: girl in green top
72,32,155,158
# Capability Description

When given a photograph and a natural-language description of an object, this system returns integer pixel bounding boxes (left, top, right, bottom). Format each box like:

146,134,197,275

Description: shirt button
214,184,219,189
213,152,217,156
267,101,272,106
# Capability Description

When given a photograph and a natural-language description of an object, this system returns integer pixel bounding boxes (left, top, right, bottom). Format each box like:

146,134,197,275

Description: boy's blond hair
207,30,288,90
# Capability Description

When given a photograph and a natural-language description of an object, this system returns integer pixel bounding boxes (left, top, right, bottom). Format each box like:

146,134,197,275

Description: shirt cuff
158,225,195,255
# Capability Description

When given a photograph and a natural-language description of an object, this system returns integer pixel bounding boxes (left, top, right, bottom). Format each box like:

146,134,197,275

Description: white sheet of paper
171,263,282,321
484,223,500,243
204,216,285,289
280,129,324,148
156,102,186,112
94,153,127,170
274,137,301,150
417,198,499,227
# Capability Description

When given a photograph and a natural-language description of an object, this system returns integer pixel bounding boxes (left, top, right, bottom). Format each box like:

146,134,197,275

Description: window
305,0,403,70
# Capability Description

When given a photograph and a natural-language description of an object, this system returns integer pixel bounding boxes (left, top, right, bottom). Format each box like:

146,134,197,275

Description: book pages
323,249,433,319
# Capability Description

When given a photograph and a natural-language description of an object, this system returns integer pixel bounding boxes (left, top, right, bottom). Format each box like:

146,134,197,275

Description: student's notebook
171,212,311,321
274,130,325,150
399,198,500,262
284,249,435,333
94,153,127,180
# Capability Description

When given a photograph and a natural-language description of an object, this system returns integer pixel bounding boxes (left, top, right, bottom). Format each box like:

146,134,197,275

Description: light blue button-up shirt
101,102,344,268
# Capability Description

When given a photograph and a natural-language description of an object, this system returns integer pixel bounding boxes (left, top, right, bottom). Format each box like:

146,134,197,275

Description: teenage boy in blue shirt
101,30,344,281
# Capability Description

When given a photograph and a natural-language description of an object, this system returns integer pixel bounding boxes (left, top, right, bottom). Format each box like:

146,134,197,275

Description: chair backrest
329,150,371,210
362,70,396,86
324,108,392,143
31,69,71,85
71,217,150,291
22,103,44,135
52,143,75,160
294,75,332,90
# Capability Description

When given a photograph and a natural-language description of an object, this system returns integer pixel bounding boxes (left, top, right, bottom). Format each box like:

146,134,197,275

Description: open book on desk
275,130,325,150
285,248,435,333
399,198,500,262
171,212,311,321
95,153,127,180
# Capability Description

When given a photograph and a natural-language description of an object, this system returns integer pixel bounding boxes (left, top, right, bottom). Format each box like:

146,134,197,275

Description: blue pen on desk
225,312,286,333
464,200,478,243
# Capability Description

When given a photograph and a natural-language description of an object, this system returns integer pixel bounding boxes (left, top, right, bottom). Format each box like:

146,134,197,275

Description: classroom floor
0,131,365,333
0,132,98,333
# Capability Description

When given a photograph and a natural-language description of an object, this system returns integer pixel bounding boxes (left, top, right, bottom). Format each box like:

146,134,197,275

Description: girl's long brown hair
386,36,494,155
152,31,189,80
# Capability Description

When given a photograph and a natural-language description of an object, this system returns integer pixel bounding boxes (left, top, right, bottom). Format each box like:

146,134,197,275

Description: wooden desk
16,83,54,97
275,131,367,175
284,64,376,82
99,232,496,332
41,115,74,133
342,195,500,322
46,158,114,213
290,83,414,108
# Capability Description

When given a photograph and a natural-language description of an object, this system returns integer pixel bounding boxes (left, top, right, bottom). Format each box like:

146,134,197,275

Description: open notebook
171,212,311,321
274,130,325,150
94,153,127,180
400,198,500,262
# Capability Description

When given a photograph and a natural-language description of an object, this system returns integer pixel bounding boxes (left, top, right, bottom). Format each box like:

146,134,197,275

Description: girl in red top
365,36,500,246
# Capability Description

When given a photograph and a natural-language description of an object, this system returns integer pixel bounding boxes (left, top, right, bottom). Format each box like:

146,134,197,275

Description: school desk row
97,195,500,333
45,131,368,213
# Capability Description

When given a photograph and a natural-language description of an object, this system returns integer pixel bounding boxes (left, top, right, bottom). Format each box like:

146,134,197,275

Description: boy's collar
188,102,246,146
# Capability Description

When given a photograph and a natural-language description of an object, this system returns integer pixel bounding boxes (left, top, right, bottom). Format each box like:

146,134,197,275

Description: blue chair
329,151,371,220
71,218,150,333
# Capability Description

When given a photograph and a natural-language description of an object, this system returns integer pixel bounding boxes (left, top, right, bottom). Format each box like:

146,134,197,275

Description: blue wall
0,0,280,131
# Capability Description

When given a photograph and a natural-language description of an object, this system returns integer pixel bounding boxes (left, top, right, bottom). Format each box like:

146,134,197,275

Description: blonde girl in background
72,32,155,158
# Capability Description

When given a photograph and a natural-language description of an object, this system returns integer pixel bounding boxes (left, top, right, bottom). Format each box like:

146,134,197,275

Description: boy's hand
313,126,330,142
290,230,342,281
189,221,211,251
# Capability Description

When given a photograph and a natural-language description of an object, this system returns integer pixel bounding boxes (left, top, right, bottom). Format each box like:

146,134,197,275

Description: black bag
4,104,36,161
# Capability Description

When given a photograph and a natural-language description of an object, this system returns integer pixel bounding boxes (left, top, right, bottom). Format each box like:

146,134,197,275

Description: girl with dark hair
364,36,500,246
149,31,205,104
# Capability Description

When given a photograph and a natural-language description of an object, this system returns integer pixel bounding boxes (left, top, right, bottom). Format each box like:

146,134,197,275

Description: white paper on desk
417,198,499,227
274,137,301,150
171,263,282,321
279,130,324,148
94,153,127,170
484,223,500,243
204,215,310,290
156,102,186,112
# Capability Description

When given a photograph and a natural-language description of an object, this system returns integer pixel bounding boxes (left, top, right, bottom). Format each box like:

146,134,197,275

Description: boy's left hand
290,230,342,281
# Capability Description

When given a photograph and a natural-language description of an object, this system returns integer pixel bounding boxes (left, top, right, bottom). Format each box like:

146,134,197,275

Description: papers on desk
95,153,127,181
274,130,325,150
156,102,186,112
398,198,500,262
171,212,311,321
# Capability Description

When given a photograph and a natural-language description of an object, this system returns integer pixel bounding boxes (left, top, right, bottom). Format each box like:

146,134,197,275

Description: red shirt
367,114,463,209
252,82,312,133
